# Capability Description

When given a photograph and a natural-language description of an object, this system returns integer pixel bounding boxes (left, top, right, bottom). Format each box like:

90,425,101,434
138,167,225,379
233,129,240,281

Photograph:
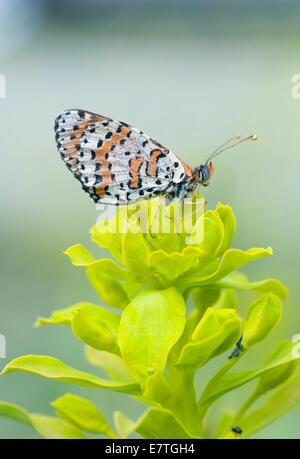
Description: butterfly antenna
210,134,241,157
205,134,257,165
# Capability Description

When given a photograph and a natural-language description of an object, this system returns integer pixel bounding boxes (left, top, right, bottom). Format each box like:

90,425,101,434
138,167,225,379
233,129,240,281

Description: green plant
1,197,300,439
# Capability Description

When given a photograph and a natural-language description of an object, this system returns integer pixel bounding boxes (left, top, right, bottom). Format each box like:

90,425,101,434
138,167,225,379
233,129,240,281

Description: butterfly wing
54,109,192,205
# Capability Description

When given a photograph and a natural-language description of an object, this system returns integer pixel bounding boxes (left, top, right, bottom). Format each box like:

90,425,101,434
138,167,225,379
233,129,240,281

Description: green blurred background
0,0,299,439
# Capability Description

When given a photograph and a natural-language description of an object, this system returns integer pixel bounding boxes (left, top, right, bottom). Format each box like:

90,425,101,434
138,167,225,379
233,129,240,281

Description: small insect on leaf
231,425,242,434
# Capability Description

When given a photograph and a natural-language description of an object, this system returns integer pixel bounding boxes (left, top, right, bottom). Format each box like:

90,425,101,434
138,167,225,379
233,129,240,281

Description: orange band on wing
128,158,144,188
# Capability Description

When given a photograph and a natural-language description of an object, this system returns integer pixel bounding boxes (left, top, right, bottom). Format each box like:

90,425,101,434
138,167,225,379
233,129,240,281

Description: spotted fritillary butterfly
54,109,256,206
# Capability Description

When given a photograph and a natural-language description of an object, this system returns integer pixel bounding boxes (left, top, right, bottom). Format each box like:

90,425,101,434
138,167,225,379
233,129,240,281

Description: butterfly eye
200,164,211,183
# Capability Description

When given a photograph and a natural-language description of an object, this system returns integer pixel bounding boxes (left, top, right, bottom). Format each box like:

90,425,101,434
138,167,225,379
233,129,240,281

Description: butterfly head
198,161,214,186
195,134,257,187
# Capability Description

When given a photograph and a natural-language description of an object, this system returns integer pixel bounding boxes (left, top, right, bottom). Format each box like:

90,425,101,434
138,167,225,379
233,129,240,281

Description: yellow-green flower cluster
1,198,299,440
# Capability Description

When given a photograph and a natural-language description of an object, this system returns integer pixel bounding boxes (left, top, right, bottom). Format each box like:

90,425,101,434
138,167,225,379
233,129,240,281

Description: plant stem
165,365,203,437
232,389,261,424
197,350,246,418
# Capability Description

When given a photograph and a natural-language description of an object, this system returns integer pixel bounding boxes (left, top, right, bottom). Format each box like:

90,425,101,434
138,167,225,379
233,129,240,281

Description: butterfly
54,109,257,207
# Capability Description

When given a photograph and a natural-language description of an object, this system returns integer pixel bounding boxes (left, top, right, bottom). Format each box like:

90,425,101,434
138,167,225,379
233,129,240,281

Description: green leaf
1,355,141,395
181,247,273,289
87,266,130,309
134,408,199,439
35,304,79,327
198,339,300,412
122,279,144,299
122,222,151,275
52,393,118,437
90,215,126,265
255,340,298,395
0,401,33,426
0,401,87,439
215,409,235,439
176,308,241,369
243,294,282,348
118,287,186,390
114,411,136,439
30,414,88,439
143,199,187,254
148,248,201,286
115,407,197,439
35,302,119,328
71,304,120,353
85,346,135,382
143,370,172,404
86,259,136,281
66,249,140,285
215,203,236,257
64,244,95,266
212,273,288,300
241,369,300,438
63,245,145,308
196,211,224,259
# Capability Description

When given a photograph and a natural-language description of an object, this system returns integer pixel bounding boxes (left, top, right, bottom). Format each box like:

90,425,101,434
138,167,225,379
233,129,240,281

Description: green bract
1,198,298,439
118,287,186,391
175,308,242,369
242,294,282,348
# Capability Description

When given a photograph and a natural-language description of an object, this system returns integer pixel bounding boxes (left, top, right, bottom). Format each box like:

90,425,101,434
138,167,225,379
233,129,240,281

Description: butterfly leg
166,200,207,220
150,196,164,238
